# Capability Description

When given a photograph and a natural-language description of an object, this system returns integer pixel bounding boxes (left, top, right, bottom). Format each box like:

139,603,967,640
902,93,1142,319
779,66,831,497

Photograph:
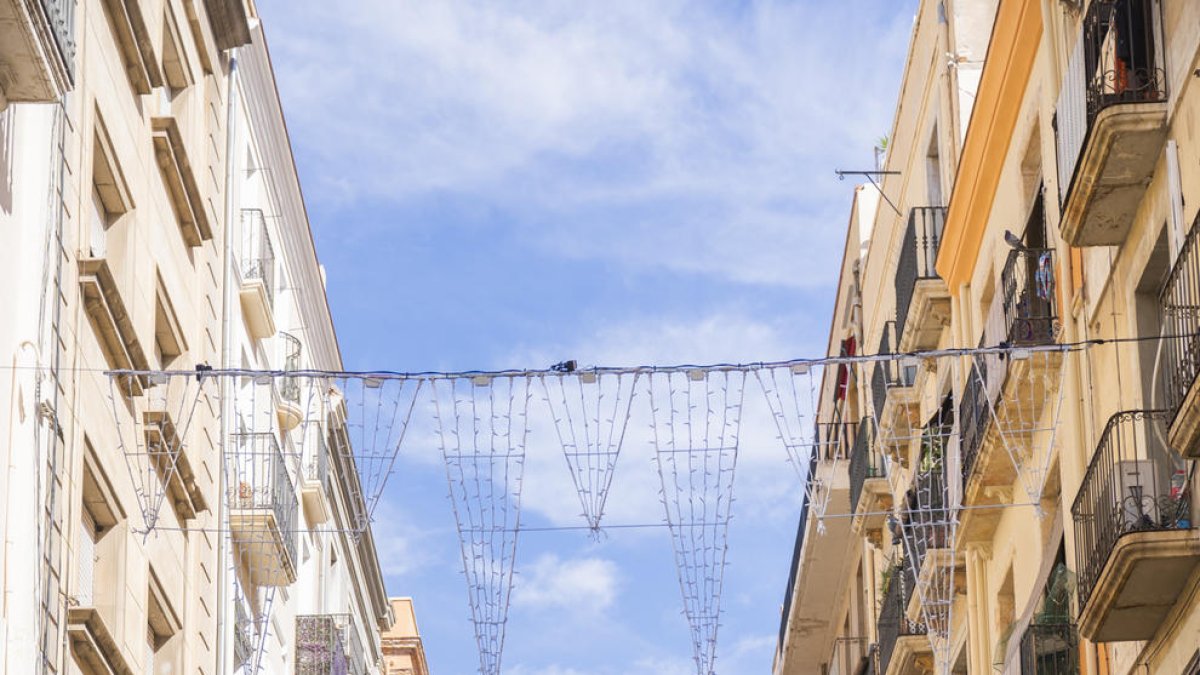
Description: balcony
296,614,366,675
227,433,298,586
0,0,74,104
774,439,859,674
815,420,857,462
1002,247,1059,348
876,564,929,675
1071,410,1197,642
872,321,919,460
238,209,277,339
1161,219,1200,458
1019,622,1079,675
895,207,949,352
1056,0,1167,247
234,600,255,671
300,422,332,525
849,420,888,535
204,0,254,50
276,332,303,431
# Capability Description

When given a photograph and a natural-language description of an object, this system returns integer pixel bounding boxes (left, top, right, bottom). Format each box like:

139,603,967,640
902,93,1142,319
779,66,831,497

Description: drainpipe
217,47,241,674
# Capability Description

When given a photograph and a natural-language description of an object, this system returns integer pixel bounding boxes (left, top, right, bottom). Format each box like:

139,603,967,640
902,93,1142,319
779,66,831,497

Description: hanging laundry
1036,251,1055,301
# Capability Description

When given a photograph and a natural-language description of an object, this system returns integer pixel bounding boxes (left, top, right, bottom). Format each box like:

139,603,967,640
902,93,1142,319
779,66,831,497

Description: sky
253,1,916,673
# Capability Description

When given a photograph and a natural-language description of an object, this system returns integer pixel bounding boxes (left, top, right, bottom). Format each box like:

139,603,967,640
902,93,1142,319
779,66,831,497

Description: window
89,188,108,259
145,627,156,675
75,510,97,607
926,124,943,207
154,273,187,368
161,4,195,91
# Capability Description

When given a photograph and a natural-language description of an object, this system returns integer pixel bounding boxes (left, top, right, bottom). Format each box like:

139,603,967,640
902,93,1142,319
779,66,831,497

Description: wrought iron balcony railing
877,563,925,675
777,450,819,657
1082,0,1166,125
1001,247,1058,346
958,350,991,486
304,423,331,489
241,209,276,309
814,421,858,462
227,433,298,563
1159,217,1200,424
234,600,254,671
902,410,952,572
872,321,915,420
1070,410,1190,607
296,614,366,675
39,0,76,83
849,420,882,515
895,207,947,344
279,332,302,403
1019,622,1079,675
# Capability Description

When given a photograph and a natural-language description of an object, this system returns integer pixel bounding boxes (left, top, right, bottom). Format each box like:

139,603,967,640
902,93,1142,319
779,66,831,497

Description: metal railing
850,420,883,515
895,207,948,344
903,410,952,572
877,563,926,675
872,321,916,420
38,0,76,83
303,422,331,492
227,433,299,565
279,332,302,403
296,614,367,675
1083,0,1166,124
241,209,276,310
1019,622,1079,675
1070,410,1191,607
1057,0,1165,204
959,350,991,487
777,449,820,656
814,421,858,461
234,600,254,671
1002,247,1058,346
1159,217,1200,424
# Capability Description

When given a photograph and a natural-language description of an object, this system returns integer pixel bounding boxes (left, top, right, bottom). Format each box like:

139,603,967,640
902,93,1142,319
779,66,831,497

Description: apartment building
382,598,429,675
0,1,396,673
775,1,1200,674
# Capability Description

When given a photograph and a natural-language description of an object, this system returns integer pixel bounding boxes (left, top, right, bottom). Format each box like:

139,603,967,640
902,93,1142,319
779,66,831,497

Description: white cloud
260,0,913,288
512,311,808,529
513,553,619,612
368,500,439,577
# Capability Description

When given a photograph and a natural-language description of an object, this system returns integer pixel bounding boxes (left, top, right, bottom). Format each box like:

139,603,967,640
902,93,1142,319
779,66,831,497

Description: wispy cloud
263,0,913,288
513,553,620,612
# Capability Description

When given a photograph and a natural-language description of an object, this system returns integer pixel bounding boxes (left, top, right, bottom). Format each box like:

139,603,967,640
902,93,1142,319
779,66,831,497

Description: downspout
217,47,241,674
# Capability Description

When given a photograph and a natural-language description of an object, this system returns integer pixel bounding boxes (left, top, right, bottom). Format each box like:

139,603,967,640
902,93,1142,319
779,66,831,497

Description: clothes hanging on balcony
835,336,856,402
1036,251,1055,301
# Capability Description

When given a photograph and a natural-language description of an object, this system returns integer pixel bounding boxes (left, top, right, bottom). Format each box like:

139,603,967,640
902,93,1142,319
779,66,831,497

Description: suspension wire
82,330,1200,383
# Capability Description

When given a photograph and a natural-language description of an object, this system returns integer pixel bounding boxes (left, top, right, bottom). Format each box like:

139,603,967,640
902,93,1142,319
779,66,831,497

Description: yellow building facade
776,1,1200,674
382,598,429,675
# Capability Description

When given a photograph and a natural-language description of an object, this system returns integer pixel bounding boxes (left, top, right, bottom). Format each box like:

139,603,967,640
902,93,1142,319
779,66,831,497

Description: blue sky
255,1,916,672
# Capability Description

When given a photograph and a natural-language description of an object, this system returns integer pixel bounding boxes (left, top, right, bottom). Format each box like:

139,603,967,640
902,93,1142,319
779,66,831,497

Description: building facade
382,598,429,675
0,1,398,673
776,1,1200,674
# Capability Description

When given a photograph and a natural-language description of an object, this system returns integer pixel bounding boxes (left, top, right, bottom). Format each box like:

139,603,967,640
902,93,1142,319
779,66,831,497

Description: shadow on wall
0,109,13,213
